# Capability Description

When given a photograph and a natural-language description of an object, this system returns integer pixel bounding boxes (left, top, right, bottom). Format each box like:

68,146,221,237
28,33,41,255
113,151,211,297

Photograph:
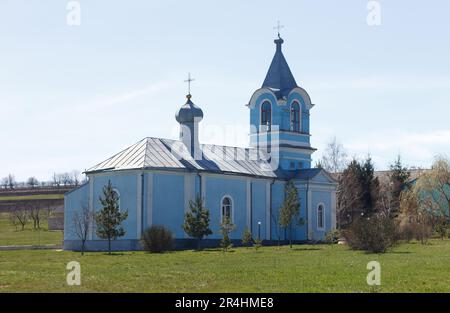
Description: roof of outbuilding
85,137,279,178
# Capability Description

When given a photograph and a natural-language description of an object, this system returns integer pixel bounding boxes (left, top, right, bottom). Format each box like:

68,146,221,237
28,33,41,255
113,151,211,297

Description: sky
1,0,450,181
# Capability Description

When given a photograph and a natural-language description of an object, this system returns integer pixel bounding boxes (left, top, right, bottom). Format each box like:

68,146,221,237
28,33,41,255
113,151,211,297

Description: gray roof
85,137,278,178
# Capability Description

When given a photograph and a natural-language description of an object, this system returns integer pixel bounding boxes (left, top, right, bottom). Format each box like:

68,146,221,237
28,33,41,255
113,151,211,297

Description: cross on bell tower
273,20,284,38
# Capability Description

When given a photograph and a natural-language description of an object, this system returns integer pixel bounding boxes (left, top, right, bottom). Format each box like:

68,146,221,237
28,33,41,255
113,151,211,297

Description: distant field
0,194,64,201
0,213,63,246
0,240,449,292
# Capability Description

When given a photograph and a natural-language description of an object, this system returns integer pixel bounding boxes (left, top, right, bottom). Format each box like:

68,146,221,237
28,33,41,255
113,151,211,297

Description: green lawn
0,240,449,292
0,213,63,246
0,194,64,201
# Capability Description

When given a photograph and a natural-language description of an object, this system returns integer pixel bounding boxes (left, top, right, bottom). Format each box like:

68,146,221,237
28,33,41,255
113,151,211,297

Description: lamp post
258,221,261,240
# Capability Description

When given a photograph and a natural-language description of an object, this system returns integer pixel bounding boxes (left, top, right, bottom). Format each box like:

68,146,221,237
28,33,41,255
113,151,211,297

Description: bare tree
52,172,61,187
72,170,80,186
320,137,348,174
26,177,39,188
61,172,73,186
8,211,20,231
29,201,43,230
11,206,28,231
6,174,16,189
1,177,8,189
72,203,92,255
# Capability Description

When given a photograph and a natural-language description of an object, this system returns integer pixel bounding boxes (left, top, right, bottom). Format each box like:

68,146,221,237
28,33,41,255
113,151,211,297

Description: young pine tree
389,155,410,218
279,180,302,248
182,196,213,249
219,216,236,252
241,227,253,247
94,180,128,254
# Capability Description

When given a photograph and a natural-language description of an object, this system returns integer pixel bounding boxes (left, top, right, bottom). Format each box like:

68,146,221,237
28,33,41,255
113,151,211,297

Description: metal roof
85,137,278,178
262,36,298,99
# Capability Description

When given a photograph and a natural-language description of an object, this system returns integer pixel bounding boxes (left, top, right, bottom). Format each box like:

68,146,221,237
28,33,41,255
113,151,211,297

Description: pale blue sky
1,0,450,181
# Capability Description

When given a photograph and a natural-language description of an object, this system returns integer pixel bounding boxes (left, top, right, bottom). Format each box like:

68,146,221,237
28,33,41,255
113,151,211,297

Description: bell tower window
290,101,300,132
260,101,272,130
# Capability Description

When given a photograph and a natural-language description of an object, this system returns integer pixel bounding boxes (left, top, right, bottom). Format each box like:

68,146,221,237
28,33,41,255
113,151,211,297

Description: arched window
290,101,300,132
260,101,271,129
221,196,233,222
317,204,325,230
112,188,121,210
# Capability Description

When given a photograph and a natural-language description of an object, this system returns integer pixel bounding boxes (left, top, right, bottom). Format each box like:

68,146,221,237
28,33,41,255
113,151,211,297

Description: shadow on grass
102,252,128,256
292,247,321,251
192,248,236,253
387,251,412,254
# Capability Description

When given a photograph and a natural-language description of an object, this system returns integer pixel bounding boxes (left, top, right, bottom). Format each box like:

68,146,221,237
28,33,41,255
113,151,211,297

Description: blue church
64,34,337,251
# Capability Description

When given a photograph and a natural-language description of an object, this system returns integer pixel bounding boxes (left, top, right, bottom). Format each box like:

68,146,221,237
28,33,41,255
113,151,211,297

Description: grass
0,213,63,246
0,194,64,201
0,239,449,292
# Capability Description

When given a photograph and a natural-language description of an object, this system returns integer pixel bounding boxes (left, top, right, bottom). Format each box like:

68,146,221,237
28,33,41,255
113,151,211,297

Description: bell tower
247,34,316,171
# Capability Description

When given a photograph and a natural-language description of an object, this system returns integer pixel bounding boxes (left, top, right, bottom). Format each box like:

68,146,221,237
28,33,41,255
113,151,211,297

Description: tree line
319,137,449,252
0,170,86,190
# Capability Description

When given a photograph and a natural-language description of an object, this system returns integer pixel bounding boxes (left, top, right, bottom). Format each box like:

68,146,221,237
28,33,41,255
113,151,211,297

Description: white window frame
259,100,273,131
290,100,301,132
220,195,234,223
317,203,325,230
112,188,121,211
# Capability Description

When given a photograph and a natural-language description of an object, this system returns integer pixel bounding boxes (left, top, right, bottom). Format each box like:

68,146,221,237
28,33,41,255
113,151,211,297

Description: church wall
310,189,333,241
251,180,268,240
64,183,89,241
270,181,285,240
91,173,139,240
152,172,185,238
202,175,248,240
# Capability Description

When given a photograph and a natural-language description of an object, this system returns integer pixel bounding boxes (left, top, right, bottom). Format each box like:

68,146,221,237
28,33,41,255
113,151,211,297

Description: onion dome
175,94,204,124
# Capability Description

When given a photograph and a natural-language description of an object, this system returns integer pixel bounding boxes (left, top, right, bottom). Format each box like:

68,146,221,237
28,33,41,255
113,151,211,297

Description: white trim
147,173,153,229
307,188,312,240
201,175,206,203
136,174,142,238
111,188,121,210
250,130,311,137
288,87,314,110
88,176,94,240
278,146,316,155
259,100,273,131
290,100,301,132
246,179,251,229
317,203,325,231
254,139,311,149
247,88,277,109
88,168,279,183
184,174,195,238
220,195,234,224
266,181,270,239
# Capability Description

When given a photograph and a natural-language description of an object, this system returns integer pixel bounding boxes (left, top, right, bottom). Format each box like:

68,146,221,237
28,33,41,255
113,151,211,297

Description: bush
399,215,434,244
343,215,399,253
413,222,433,244
399,222,415,243
325,229,341,244
141,225,173,253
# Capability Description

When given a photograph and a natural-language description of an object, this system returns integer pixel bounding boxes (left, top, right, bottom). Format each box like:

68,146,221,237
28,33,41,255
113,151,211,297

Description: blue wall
203,176,247,239
64,169,335,249
152,173,185,237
